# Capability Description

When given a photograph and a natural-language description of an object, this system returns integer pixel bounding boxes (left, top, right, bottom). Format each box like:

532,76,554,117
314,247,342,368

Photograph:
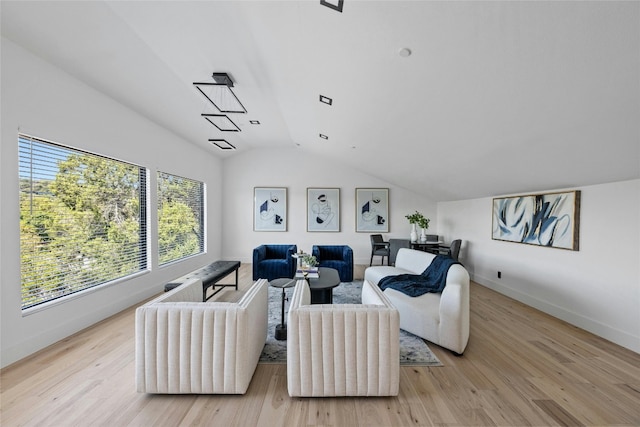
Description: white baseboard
1,285,159,368
472,273,640,354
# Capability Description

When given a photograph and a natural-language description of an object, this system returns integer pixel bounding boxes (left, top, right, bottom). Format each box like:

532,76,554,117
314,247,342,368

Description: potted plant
301,253,318,270
417,215,430,242
405,211,430,242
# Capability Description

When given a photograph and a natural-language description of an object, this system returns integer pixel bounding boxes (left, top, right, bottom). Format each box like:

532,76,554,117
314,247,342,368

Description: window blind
157,171,205,265
19,134,148,309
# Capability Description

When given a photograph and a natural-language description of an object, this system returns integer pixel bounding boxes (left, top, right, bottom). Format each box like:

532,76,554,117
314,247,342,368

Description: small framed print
254,187,287,231
307,188,340,232
355,188,389,232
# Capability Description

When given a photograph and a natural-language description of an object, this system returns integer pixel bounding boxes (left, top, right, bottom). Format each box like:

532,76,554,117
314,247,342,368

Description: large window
19,134,147,310
157,171,204,265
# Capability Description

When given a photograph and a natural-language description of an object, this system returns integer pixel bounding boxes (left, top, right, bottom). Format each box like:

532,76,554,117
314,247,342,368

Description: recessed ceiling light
319,95,333,105
399,48,412,57
319,134,329,140
249,120,260,125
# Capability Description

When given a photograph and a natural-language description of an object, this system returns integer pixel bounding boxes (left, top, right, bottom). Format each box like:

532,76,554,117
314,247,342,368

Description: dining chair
438,239,462,261
370,234,390,266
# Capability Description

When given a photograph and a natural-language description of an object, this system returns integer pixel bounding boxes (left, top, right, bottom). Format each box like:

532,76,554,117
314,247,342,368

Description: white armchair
287,280,400,397
135,278,268,394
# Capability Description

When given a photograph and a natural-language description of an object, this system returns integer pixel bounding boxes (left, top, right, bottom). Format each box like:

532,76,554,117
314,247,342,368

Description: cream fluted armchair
135,278,268,394
287,279,400,397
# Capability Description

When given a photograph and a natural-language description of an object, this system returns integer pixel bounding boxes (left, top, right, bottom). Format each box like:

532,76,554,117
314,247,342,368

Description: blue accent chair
312,245,354,282
252,244,297,281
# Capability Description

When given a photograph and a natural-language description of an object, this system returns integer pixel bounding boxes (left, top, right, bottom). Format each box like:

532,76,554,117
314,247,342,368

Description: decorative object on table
405,210,430,242
259,281,441,366
418,214,430,243
302,253,318,268
254,187,287,231
307,188,340,232
295,253,319,278
355,188,389,232
492,190,581,250
292,251,303,269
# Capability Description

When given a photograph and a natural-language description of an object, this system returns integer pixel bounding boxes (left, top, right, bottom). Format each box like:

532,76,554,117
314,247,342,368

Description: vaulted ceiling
2,1,638,201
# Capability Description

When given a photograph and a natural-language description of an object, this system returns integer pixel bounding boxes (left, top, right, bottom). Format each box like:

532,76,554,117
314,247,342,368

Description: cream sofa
363,248,469,355
287,280,400,397
135,278,268,394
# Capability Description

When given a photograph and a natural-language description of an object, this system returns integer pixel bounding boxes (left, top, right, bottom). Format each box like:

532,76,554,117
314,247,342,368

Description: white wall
0,38,223,367
221,148,438,265
6,34,635,372
437,179,640,353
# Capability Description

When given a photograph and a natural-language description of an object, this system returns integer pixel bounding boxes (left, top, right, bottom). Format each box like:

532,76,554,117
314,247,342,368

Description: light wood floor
2,264,639,426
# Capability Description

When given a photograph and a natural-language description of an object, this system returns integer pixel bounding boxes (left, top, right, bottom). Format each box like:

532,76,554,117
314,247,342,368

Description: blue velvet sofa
252,244,297,281
311,245,354,282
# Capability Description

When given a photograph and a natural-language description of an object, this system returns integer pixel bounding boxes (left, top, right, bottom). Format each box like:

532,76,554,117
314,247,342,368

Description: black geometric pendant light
194,73,247,114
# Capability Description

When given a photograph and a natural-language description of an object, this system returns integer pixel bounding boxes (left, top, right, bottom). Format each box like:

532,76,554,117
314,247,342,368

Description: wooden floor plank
2,264,639,426
533,399,585,427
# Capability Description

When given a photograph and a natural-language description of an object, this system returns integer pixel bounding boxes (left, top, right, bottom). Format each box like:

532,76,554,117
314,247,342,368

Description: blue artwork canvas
492,190,580,250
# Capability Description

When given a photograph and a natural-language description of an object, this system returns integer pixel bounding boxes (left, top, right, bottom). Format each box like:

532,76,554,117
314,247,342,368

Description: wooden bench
164,260,241,301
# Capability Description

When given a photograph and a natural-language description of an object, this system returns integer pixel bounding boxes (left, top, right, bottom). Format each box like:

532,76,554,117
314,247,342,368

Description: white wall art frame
307,188,340,232
254,187,287,231
355,188,389,232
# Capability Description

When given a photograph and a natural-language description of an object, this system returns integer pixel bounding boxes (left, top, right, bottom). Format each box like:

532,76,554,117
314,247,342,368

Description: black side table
270,278,296,341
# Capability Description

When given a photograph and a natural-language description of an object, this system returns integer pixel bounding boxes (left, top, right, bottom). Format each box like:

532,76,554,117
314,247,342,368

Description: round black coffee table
306,267,340,304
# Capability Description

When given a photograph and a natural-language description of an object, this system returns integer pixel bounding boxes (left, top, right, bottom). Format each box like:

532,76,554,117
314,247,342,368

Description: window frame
156,170,206,266
18,133,149,312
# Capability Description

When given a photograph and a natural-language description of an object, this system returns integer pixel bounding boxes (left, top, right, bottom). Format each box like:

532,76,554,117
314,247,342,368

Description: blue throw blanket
378,255,460,297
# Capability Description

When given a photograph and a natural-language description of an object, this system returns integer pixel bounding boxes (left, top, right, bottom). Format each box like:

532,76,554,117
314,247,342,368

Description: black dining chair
370,234,390,266
438,239,462,261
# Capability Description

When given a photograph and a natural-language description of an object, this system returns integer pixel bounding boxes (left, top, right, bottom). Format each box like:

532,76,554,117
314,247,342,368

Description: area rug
259,281,442,366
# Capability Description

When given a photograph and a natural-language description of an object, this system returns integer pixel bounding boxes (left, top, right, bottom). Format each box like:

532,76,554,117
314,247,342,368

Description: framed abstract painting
492,190,581,250
355,188,389,232
254,187,287,231
307,188,340,232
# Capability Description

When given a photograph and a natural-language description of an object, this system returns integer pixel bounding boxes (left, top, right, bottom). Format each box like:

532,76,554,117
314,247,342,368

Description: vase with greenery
301,253,318,270
405,211,430,242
